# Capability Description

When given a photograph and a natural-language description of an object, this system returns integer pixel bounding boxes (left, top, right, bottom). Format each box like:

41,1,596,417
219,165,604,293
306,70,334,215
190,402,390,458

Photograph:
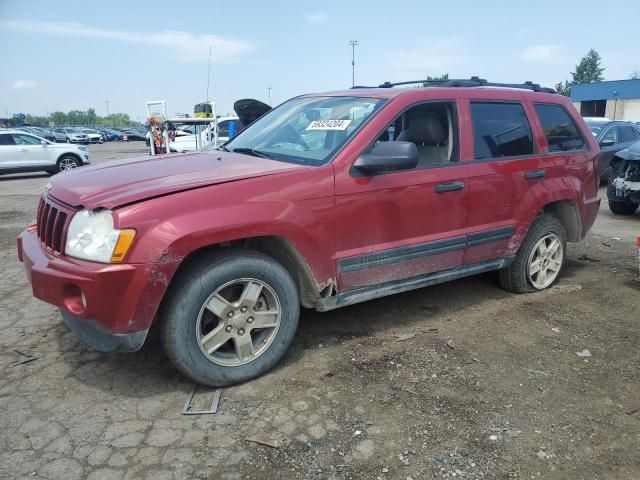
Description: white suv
0,130,90,175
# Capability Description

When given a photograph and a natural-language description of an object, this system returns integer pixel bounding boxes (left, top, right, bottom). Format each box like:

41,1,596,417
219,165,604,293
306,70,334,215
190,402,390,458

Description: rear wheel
160,249,300,386
499,215,566,293
57,155,81,172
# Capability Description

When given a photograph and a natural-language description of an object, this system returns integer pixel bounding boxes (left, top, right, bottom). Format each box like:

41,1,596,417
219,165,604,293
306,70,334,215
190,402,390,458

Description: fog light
63,284,86,316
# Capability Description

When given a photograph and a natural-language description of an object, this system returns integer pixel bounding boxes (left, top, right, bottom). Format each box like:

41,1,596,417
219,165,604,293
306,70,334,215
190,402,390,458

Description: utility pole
105,100,110,117
348,40,359,87
206,46,213,101
267,86,272,106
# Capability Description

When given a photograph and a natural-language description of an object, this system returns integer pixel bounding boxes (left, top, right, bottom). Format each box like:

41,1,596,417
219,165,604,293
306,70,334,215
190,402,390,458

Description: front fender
115,169,336,289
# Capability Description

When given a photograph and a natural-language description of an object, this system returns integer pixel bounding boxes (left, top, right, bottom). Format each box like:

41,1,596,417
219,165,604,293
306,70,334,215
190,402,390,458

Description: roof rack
359,76,556,93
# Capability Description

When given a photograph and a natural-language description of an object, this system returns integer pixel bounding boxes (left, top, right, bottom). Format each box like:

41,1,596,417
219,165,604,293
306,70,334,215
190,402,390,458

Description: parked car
0,130,89,174
18,78,600,387
607,140,640,215
584,119,640,181
77,128,104,144
51,127,90,144
122,129,146,141
101,128,124,141
168,116,240,153
16,126,56,142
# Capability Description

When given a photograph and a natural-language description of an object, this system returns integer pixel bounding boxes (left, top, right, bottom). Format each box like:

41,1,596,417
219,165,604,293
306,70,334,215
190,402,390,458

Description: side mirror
355,141,419,174
599,139,615,147
41,140,48,146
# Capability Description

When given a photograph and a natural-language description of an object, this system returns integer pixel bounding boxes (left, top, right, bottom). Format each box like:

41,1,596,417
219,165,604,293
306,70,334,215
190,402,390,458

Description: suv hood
49,151,306,210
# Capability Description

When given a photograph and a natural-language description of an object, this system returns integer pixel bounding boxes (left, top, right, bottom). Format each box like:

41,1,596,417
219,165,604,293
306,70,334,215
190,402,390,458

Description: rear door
463,98,551,265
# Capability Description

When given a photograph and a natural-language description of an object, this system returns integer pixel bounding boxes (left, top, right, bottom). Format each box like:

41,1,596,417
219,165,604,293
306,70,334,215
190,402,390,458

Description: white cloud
1,20,254,63
385,40,464,80
13,80,38,89
303,13,328,25
520,45,560,62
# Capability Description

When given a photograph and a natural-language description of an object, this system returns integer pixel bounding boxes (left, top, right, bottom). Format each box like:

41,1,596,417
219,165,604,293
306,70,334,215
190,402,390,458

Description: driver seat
396,112,449,164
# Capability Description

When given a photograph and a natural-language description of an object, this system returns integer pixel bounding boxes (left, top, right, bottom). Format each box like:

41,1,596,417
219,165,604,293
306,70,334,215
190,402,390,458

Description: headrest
405,112,446,145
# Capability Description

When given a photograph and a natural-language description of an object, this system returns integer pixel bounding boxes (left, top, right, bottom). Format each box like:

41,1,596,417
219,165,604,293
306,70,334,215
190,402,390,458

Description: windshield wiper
232,147,274,159
216,145,230,152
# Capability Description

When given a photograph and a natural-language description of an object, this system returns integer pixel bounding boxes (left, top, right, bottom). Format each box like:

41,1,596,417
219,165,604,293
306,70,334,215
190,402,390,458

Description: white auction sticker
306,119,352,131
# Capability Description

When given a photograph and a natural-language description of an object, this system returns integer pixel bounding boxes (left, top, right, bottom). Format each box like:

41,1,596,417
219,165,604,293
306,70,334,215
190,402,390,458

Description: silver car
51,127,90,144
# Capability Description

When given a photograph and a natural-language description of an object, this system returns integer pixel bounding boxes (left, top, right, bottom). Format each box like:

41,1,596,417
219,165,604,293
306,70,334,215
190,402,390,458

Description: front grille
36,196,71,253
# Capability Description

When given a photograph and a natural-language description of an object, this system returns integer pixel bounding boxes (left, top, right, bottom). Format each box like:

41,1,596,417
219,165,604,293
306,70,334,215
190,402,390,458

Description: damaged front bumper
17,226,181,352
610,176,640,204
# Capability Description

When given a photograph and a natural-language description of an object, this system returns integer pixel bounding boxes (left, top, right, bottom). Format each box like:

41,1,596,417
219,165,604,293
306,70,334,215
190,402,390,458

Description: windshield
224,96,386,165
588,125,603,136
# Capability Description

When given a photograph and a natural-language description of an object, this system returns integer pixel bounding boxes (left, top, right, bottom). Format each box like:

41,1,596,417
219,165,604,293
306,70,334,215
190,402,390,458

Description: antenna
206,46,213,101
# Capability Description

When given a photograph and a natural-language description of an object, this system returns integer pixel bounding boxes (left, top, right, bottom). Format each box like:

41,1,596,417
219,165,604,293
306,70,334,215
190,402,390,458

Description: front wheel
57,155,81,172
608,200,638,215
499,215,567,293
160,249,300,386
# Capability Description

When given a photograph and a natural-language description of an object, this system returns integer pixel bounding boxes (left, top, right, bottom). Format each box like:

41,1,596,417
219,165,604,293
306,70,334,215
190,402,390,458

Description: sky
1,0,639,121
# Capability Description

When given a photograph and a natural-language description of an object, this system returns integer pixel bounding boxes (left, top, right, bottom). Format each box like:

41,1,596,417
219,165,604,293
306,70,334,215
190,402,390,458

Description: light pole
206,46,213,101
267,86,272,106
105,100,110,117
348,40,359,87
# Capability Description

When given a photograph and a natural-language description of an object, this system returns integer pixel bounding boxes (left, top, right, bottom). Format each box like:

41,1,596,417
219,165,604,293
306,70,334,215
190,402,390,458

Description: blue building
570,79,640,121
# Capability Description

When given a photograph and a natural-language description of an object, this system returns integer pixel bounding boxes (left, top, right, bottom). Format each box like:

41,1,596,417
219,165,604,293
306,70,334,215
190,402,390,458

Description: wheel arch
541,200,582,243
164,236,327,309
57,151,82,164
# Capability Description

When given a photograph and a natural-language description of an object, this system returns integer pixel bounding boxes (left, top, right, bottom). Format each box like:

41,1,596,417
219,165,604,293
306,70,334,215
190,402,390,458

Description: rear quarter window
534,104,586,152
470,102,534,160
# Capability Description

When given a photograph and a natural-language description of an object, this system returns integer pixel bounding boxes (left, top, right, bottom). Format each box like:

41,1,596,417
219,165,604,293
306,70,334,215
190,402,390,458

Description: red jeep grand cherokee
18,78,601,386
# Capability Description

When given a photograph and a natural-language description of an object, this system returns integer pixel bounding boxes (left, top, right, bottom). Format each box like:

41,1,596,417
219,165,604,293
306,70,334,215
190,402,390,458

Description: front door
11,133,50,167
334,101,468,291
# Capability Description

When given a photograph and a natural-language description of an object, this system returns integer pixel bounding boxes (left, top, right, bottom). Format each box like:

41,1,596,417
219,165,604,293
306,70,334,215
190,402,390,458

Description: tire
159,249,300,387
66,138,71,143
499,215,567,294
608,200,639,215
56,155,81,172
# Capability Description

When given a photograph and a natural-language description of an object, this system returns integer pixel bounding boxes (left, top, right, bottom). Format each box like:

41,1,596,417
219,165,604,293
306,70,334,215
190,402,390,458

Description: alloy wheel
195,278,282,366
59,158,78,171
527,233,563,289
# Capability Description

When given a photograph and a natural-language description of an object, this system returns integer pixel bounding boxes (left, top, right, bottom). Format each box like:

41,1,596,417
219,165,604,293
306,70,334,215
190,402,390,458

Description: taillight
593,153,601,189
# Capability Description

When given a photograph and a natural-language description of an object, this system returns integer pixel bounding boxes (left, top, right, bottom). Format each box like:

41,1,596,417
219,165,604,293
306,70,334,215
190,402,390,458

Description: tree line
23,108,139,128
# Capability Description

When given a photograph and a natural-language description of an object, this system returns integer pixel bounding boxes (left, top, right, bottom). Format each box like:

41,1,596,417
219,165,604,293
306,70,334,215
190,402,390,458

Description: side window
619,126,636,143
12,134,41,145
534,104,586,152
0,134,16,145
602,127,618,144
374,102,458,166
217,120,230,137
471,102,534,159
633,128,640,140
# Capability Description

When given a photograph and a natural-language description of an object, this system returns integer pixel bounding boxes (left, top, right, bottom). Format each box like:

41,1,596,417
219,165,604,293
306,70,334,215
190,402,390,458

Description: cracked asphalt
1,143,639,479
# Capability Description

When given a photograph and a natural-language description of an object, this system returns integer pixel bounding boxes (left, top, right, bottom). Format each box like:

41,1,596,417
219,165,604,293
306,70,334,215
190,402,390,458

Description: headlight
65,209,136,263
78,145,88,151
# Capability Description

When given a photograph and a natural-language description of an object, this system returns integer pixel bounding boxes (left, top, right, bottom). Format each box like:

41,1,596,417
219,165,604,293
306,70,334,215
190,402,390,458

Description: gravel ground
0,143,639,480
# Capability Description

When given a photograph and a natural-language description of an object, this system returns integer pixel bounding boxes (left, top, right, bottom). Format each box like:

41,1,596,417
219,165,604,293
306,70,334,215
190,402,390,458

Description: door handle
435,181,465,193
524,169,546,180
19,148,28,152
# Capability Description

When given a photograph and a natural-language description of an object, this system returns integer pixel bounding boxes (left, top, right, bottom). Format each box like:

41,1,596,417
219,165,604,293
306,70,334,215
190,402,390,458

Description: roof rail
374,76,556,93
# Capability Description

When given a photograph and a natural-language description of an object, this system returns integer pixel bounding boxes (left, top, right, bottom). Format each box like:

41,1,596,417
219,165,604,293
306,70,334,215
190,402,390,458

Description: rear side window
534,104,586,152
0,134,16,145
471,102,534,159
